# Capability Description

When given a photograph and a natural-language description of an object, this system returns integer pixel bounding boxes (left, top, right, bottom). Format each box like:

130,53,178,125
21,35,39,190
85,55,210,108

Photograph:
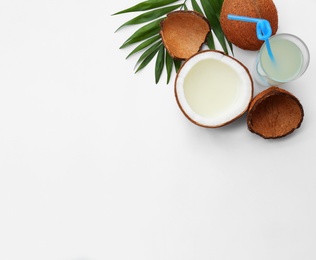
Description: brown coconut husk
220,0,278,50
247,87,304,139
160,11,210,60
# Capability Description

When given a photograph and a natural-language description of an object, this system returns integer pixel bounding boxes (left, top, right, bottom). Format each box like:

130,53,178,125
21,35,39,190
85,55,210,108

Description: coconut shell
160,11,210,60
247,87,304,139
220,0,278,50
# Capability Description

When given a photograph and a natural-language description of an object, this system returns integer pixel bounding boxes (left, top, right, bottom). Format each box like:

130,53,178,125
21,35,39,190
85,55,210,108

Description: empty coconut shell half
247,87,304,139
220,0,278,50
160,11,210,60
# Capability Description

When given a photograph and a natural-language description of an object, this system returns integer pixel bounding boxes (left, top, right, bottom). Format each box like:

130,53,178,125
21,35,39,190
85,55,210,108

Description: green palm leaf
206,32,216,50
191,0,203,14
200,0,229,54
155,45,165,83
119,19,163,49
214,0,224,13
173,59,182,72
165,51,174,84
126,35,161,59
112,0,180,15
136,40,163,65
211,0,223,17
135,41,162,73
114,0,233,84
116,4,182,31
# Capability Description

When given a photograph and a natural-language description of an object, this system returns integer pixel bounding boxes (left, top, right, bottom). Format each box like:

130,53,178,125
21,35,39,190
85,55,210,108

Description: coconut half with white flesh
175,50,253,128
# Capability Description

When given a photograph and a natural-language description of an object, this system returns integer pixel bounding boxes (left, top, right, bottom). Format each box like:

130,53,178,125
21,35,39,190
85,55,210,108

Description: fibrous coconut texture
220,0,278,50
247,87,304,139
160,11,210,60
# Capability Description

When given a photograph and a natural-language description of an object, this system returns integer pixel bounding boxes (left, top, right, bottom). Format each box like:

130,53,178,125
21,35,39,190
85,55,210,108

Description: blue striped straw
227,14,275,63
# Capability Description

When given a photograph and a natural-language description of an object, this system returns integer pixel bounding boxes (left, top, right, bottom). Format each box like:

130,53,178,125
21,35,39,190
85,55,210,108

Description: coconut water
183,59,240,117
260,38,303,82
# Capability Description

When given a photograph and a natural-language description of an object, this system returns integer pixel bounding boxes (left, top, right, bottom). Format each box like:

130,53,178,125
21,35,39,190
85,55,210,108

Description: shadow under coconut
190,113,248,139
221,113,248,131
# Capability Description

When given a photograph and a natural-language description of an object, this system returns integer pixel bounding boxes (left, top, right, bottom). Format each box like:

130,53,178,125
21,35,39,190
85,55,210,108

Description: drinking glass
254,33,310,86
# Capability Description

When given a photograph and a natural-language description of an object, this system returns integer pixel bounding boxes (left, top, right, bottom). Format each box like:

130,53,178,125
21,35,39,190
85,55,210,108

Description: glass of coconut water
254,33,310,86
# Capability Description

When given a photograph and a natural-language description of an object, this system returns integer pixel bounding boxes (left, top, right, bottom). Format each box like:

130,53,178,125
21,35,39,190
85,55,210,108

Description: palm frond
114,0,233,84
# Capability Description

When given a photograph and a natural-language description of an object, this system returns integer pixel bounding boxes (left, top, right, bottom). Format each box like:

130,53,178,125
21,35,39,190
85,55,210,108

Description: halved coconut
160,11,210,60
175,50,253,128
247,87,304,139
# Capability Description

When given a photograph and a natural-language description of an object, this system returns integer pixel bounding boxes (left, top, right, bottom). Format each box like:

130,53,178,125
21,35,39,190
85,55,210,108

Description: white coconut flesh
175,51,253,127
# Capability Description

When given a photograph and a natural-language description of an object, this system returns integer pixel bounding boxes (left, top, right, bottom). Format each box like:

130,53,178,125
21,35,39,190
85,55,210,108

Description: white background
0,0,315,259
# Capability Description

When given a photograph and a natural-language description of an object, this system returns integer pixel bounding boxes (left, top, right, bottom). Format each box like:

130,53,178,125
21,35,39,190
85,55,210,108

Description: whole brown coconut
160,11,210,60
220,0,278,50
247,87,304,139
